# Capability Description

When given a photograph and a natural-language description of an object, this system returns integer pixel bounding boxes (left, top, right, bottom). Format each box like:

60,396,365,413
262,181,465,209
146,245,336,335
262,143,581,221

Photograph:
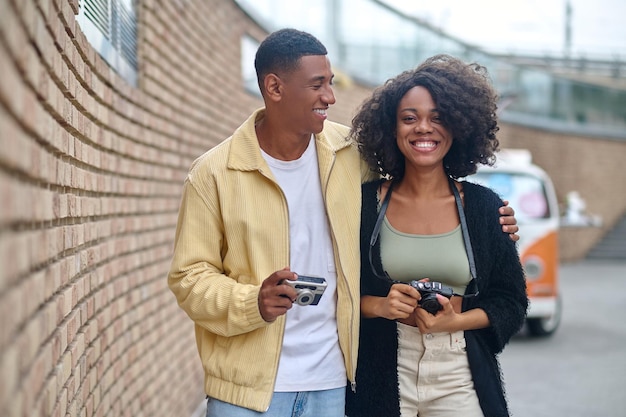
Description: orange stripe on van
521,230,559,297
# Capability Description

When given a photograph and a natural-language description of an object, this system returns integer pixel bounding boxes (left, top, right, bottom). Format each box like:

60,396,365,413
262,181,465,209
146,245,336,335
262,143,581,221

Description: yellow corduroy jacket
168,108,375,412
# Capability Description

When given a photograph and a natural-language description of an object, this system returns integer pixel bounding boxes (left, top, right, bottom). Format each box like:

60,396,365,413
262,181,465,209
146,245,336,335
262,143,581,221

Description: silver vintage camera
285,275,327,306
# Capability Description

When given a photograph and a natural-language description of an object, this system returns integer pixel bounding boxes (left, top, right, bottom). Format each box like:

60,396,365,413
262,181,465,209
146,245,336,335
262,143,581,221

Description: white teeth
314,109,326,115
414,141,436,148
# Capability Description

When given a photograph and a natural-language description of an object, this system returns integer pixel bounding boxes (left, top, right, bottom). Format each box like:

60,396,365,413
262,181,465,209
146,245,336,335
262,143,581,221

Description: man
168,28,518,416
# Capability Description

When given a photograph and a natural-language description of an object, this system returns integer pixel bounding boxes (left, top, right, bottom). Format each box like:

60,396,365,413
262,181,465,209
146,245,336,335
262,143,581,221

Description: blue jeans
206,387,346,417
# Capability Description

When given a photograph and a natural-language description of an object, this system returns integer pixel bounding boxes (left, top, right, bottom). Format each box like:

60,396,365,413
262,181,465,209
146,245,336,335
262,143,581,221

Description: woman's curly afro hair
350,54,500,180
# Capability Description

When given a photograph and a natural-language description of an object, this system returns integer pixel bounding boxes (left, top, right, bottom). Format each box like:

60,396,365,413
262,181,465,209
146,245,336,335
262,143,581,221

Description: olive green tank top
380,218,471,295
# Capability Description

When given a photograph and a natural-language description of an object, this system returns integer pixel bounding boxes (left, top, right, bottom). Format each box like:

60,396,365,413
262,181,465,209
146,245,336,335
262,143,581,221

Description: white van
467,149,562,336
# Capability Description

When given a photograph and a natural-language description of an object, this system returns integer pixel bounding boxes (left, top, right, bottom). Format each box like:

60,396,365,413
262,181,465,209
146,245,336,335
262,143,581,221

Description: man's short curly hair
351,54,500,179
254,28,327,95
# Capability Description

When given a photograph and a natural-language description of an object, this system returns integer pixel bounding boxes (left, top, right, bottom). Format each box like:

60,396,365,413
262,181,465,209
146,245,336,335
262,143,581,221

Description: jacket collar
227,108,351,172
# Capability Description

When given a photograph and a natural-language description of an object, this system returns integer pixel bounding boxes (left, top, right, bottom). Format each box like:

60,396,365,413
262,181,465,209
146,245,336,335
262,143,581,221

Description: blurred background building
0,0,624,416
236,0,626,135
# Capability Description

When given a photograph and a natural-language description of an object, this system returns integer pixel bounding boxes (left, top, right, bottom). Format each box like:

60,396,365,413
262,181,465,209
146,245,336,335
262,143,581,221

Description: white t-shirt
261,136,346,392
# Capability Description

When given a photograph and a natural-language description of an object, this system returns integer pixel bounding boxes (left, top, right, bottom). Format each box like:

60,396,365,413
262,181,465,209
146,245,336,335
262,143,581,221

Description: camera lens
419,293,441,315
296,290,314,306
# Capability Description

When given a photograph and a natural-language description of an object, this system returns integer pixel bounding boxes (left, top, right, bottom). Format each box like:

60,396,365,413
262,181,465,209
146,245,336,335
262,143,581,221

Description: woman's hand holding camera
414,294,462,333
360,283,420,321
414,295,491,334
382,283,420,321
361,280,490,334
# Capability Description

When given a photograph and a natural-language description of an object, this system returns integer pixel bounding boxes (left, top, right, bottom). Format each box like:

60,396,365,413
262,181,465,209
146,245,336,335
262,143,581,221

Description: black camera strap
449,177,478,286
368,181,395,280
368,178,479,298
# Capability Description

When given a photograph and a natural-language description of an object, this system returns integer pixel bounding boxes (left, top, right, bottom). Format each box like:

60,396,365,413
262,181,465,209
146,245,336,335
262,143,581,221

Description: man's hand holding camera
258,267,299,322
258,268,328,322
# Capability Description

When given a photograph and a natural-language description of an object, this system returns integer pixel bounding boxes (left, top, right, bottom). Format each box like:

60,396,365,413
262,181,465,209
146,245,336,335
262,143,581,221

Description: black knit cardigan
345,179,529,417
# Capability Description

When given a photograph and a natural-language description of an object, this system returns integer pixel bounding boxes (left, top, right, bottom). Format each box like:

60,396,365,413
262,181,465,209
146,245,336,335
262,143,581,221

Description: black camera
409,280,454,315
285,275,327,306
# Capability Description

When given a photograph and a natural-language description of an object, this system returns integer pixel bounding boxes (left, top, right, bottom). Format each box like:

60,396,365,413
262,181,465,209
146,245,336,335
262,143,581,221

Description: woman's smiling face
395,86,453,171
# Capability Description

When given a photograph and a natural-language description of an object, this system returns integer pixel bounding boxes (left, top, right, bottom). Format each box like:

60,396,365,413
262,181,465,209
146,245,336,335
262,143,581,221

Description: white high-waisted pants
397,322,483,417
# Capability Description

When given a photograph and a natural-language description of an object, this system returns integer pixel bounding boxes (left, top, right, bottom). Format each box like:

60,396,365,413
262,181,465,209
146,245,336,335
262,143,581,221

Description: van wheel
527,295,562,337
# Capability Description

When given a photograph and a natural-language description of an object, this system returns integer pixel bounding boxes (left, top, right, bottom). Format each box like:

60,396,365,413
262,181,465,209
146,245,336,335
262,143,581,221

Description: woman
345,55,528,417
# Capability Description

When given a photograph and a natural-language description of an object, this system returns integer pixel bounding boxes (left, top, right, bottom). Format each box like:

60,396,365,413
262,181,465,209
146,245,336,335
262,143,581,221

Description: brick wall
0,1,624,416
0,0,268,416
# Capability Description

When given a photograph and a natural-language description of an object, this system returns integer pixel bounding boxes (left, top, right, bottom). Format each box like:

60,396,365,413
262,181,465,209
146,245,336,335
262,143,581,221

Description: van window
470,172,552,223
